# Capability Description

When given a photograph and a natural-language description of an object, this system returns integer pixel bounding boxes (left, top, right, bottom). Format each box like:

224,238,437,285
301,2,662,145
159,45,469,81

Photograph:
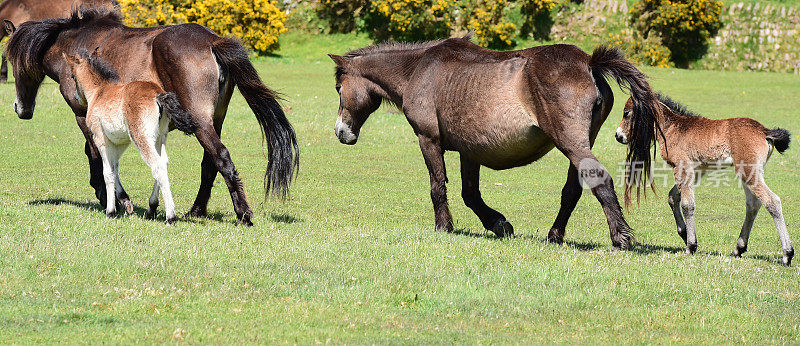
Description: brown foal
64,49,196,223
616,93,794,266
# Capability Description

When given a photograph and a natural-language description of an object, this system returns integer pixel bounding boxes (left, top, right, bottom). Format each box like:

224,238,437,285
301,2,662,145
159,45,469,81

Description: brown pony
64,49,196,223
0,0,116,82
616,93,794,266
329,39,662,249
5,7,299,226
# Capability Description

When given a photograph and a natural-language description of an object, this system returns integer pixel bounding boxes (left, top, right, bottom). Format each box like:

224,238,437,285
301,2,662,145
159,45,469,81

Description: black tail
766,128,791,154
156,92,196,135
211,37,299,199
589,45,662,207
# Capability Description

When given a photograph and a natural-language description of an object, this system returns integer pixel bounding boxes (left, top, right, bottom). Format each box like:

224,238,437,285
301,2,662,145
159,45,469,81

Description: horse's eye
623,111,631,119
335,85,341,94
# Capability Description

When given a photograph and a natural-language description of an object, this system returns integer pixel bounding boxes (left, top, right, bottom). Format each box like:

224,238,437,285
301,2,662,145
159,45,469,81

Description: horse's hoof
105,211,116,219
731,245,746,257
166,216,177,225
237,214,254,227
145,209,157,220
686,244,697,255
186,206,207,218
546,228,564,245
783,248,794,267
121,199,134,215
491,219,514,238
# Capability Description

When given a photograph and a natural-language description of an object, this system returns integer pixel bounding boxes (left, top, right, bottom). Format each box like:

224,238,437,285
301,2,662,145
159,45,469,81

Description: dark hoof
237,214,254,227
686,243,697,255
491,219,514,238
731,245,747,257
783,248,794,267
546,228,564,245
186,206,207,218
105,211,116,219
145,208,157,220
612,234,635,251
166,216,177,225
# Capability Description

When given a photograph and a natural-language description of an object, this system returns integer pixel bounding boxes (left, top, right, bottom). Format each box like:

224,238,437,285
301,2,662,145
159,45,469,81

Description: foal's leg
668,184,688,244
137,133,177,224
745,176,794,266
674,166,698,254
145,137,166,220
419,135,453,232
460,155,512,237
547,163,581,244
732,185,761,257
100,142,124,218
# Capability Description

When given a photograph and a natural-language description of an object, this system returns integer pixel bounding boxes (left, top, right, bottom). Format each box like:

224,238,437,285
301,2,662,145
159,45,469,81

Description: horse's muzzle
13,100,33,120
335,118,358,145
615,127,627,144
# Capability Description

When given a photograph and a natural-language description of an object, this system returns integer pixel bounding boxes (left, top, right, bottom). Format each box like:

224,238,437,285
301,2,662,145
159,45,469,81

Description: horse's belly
456,124,554,170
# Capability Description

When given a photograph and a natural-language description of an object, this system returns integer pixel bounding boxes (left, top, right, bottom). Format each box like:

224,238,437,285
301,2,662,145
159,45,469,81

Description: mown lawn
1,34,798,343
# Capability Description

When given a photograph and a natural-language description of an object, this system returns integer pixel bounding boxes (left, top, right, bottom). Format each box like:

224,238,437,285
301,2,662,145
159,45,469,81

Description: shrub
365,0,457,41
606,32,671,68
119,0,288,53
465,0,518,49
185,0,288,53
519,0,559,39
119,0,187,26
315,0,369,33
629,0,723,67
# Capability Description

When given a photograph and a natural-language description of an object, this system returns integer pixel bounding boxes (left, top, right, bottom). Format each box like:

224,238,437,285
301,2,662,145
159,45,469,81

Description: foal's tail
589,45,662,207
211,37,299,199
766,128,791,154
156,92,196,135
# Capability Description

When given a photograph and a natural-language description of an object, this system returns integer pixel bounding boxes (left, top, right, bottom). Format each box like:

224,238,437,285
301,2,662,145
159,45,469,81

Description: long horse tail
766,128,791,154
589,45,662,207
211,37,299,199
156,92,196,135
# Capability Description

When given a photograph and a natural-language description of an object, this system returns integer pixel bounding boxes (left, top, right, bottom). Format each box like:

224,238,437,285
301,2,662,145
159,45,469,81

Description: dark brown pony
5,7,299,225
0,0,116,82
616,93,794,265
329,39,661,249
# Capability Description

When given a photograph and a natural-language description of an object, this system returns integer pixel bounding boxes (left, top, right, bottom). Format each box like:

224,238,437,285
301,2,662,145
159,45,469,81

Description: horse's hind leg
547,163,581,244
460,155,512,237
138,133,177,224
145,138,167,220
732,185,761,257
668,185,688,244
744,175,793,266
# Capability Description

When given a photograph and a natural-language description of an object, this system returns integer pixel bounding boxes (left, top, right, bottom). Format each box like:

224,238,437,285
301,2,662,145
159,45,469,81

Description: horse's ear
3,20,15,35
92,46,101,57
328,54,349,66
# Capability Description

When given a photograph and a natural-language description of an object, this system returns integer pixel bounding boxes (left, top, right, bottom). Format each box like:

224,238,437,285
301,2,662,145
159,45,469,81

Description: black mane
78,49,120,82
6,6,122,78
656,93,700,117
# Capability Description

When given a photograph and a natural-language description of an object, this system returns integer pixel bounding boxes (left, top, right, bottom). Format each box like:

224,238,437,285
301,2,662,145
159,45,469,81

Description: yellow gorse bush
119,0,287,53
466,0,517,48
367,0,456,41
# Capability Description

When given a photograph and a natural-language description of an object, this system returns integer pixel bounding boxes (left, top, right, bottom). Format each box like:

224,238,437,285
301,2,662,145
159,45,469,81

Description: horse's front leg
668,184,688,244
675,167,698,254
418,135,452,232
76,115,131,209
0,53,7,83
460,155,513,237
547,163,582,244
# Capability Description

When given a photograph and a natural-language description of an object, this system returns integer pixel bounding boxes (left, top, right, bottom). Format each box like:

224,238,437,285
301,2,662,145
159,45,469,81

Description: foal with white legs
616,93,794,266
64,50,196,223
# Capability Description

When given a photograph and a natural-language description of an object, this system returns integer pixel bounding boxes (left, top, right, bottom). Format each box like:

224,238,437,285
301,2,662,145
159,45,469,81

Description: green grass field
1,34,799,343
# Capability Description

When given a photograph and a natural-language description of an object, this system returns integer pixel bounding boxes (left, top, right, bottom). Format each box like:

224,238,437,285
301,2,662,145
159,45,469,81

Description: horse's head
4,19,44,120
615,97,634,144
328,54,382,145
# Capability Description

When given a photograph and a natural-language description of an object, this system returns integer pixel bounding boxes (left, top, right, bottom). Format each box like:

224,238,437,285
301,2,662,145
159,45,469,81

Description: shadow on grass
449,227,498,239
269,212,303,224
27,198,229,225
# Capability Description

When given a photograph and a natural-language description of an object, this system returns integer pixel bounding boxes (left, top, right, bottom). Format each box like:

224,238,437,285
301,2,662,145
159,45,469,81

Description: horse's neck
355,50,425,106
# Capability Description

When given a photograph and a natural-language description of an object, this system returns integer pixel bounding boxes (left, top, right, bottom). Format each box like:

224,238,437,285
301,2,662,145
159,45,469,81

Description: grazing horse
329,39,662,249
0,0,116,82
5,7,299,226
64,49,196,223
615,94,794,266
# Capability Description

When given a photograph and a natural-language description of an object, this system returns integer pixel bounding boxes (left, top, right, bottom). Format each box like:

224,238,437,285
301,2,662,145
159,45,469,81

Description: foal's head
62,48,120,106
328,54,384,145
615,98,635,144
